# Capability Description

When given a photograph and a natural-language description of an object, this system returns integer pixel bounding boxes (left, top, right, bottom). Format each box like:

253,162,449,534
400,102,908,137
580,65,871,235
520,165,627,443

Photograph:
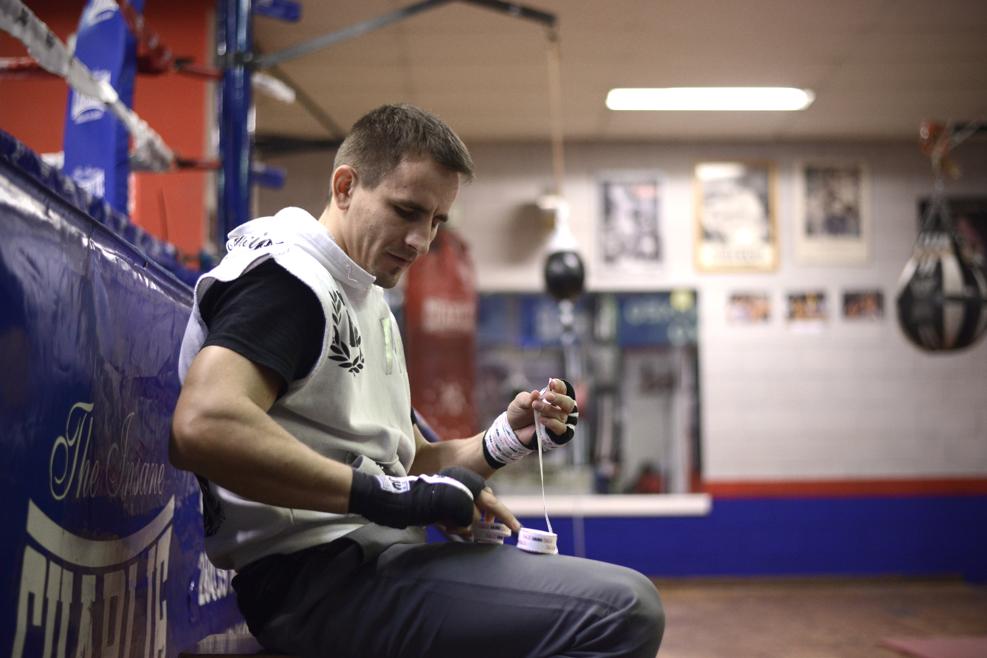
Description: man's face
339,156,460,289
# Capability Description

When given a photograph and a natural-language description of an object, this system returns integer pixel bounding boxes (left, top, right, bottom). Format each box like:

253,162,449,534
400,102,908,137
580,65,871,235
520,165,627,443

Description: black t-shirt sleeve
198,259,325,392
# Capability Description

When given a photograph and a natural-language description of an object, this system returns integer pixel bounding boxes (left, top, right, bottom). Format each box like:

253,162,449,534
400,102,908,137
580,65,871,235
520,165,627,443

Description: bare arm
409,426,493,477
409,378,575,478
170,345,354,513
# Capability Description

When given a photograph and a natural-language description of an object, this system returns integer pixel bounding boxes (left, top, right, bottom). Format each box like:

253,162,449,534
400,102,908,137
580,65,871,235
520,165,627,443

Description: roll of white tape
517,527,558,555
474,521,512,544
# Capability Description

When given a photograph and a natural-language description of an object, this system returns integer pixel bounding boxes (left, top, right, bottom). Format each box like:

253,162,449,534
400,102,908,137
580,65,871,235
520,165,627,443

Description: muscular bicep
171,345,283,471
182,345,282,412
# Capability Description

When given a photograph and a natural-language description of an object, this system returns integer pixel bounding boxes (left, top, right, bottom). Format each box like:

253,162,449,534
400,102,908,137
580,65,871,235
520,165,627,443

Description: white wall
261,139,987,483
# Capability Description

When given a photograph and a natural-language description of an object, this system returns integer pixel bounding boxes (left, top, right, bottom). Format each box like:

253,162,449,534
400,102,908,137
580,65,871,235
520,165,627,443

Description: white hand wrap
482,411,532,469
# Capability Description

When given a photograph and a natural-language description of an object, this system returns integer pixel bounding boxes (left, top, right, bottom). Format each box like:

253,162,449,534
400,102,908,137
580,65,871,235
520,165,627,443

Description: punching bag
540,195,585,302
404,228,477,438
896,196,987,351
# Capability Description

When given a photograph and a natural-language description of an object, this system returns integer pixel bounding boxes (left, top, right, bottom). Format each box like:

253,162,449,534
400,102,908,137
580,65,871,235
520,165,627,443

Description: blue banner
616,291,699,347
62,0,144,212
518,295,591,348
476,295,518,347
477,293,699,349
1,134,240,657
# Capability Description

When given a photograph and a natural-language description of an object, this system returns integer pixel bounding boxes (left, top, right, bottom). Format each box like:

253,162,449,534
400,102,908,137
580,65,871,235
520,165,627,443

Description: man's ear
332,165,358,209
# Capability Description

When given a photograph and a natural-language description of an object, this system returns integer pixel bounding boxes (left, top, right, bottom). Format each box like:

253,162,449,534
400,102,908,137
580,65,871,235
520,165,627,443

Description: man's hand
482,378,579,470
437,486,521,541
507,378,578,449
349,466,492,530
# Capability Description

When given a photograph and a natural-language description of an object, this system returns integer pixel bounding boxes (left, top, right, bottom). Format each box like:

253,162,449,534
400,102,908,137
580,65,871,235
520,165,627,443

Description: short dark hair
332,104,474,192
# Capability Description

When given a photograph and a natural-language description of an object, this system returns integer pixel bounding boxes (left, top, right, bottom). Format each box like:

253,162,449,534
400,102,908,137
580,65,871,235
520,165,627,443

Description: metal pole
254,0,557,70
254,0,452,69
217,0,252,247
459,0,556,27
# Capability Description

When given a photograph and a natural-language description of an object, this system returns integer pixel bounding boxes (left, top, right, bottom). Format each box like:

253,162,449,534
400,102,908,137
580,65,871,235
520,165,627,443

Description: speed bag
895,228,987,351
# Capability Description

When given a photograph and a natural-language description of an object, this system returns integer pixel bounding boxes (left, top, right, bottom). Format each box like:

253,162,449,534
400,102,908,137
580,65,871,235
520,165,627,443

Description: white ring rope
0,0,174,171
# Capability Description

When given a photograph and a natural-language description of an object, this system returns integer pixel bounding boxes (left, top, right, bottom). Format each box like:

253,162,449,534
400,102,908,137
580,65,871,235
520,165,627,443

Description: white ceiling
253,0,987,143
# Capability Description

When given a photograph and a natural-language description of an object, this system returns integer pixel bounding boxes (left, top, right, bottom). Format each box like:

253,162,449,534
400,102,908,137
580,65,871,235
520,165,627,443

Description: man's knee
613,568,664,656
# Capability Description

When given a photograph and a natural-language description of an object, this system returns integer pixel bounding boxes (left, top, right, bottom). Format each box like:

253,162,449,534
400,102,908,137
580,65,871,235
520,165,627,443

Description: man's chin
375,271,402,289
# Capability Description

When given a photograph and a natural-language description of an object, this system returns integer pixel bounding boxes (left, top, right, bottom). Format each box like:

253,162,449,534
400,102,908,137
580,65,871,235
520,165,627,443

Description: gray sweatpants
233,533,664,658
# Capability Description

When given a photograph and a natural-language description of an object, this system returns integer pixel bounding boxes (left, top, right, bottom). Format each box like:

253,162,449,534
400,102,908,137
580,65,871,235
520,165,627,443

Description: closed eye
394,205,416,219
393,201,448,227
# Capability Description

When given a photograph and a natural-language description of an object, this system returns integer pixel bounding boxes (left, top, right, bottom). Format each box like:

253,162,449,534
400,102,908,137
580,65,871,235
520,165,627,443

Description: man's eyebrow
396,199,448,222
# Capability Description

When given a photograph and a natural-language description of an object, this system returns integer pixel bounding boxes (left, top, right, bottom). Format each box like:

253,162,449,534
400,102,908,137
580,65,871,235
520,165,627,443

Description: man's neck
318,205,343,246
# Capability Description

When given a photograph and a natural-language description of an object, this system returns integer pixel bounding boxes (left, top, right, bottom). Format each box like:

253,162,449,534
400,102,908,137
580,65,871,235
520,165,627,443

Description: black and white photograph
599,174,662,272
695,161,777,271
795,162,870,264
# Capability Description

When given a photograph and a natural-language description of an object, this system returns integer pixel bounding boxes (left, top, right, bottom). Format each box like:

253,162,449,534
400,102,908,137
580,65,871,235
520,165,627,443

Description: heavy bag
404,228,477,438
896,199,987,351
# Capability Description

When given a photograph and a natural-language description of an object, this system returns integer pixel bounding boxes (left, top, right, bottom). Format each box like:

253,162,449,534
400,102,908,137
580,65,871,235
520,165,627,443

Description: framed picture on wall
842,289,884,321
598,173,663,272
694,161,777,272
726,291,771,324
786,290,827,326
794,162,870,264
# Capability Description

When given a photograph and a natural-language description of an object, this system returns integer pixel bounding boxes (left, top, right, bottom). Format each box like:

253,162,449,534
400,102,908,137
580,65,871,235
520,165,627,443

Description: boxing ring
0,130,242,657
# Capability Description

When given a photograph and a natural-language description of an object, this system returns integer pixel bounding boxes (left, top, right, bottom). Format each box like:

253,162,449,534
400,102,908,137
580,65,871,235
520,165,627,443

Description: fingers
549,377,567,395
513,389,537,409
476,487,521,533
532,379,574,420
507,379,576,445
539,415,568,436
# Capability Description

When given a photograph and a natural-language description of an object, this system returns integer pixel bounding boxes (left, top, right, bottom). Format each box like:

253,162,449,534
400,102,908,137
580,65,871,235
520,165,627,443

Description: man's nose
405,222,432,255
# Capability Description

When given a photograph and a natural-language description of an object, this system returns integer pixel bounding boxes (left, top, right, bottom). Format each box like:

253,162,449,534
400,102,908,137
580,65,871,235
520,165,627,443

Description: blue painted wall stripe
427,496,987,581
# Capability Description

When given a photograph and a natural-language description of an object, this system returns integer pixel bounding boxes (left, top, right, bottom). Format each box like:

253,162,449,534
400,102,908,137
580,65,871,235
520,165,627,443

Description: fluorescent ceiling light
606,87,815,111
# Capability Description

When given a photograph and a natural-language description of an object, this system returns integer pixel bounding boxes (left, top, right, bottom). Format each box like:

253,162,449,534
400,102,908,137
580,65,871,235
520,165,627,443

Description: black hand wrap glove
349,466,485,529
543,378,579,448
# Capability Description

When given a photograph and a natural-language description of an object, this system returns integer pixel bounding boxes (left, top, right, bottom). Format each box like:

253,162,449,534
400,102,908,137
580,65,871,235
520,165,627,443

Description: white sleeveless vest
179,207,417,570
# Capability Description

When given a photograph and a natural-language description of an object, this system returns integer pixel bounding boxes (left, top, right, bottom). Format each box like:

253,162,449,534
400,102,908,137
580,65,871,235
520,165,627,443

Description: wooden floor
651,577,987,658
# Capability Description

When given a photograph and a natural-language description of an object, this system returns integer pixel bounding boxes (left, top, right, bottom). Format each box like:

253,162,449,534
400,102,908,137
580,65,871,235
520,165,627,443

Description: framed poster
726,291,771,324
695,161,777,271
786,290,827,326
795,162,870,264
599,173,663,272
842,289,884,321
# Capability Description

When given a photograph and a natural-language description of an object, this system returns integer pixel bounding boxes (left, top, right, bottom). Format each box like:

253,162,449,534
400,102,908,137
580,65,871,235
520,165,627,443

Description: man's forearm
409,432,497,478
171,397,355,513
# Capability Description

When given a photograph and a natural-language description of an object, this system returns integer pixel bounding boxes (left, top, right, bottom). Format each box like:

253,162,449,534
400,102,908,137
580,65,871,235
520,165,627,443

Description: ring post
217,0,253,249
